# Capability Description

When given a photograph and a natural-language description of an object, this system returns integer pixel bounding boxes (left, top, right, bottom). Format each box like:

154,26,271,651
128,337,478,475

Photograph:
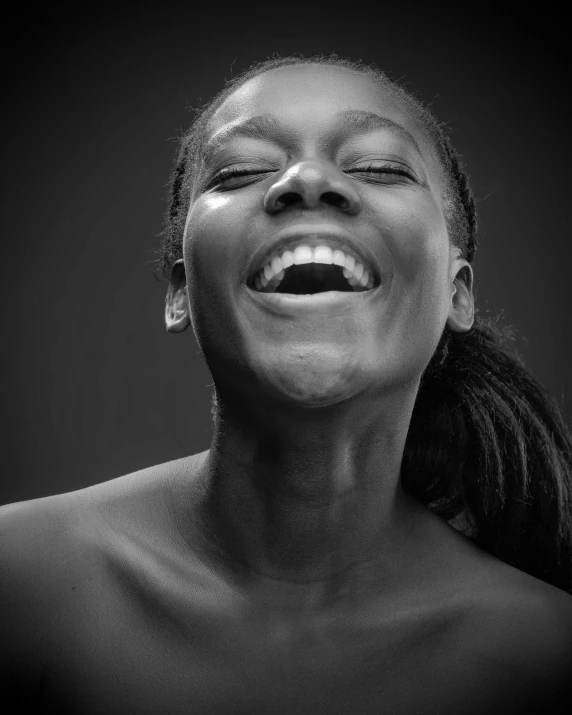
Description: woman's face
177,65,471,407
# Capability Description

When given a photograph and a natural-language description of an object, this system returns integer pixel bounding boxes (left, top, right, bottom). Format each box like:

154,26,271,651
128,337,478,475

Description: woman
1,54,571,715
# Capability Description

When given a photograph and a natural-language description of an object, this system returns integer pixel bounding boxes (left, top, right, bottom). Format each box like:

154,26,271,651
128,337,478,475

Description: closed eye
205,167,274,190
206,163,417,191
345,165,416,181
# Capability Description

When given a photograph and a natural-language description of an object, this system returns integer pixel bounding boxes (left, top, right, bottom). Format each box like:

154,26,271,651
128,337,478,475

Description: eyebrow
202,109,424,163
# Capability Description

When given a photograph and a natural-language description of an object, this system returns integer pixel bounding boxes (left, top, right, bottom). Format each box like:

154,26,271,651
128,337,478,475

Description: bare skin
1,65,571,714
1,458,571,714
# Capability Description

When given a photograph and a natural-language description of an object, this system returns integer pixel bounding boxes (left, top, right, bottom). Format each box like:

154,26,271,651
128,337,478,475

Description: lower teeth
253,265,372,293
260,284,367,294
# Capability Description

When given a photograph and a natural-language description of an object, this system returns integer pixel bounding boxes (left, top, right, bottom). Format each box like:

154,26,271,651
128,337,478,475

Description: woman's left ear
165,260,191,333
447,259,474,333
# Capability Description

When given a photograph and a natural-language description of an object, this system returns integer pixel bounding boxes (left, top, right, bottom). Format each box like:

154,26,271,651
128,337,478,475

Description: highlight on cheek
204,194,233,211
183,193,233,239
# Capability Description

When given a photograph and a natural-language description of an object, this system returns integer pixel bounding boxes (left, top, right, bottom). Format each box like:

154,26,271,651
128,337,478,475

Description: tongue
276,264,353,294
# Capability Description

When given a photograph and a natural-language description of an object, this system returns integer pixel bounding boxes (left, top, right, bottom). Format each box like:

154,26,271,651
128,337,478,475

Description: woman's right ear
165,260,191,333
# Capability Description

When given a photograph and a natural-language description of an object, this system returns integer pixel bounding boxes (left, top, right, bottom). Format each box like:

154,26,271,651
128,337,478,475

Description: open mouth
265,263,361,294
250,245,377,294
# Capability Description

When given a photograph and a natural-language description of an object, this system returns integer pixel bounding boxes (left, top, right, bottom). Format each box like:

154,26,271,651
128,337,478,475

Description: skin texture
166,64,474,594
1,65,571,715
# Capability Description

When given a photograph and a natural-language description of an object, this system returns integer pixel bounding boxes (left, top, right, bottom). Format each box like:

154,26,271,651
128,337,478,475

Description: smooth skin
1,65,571,715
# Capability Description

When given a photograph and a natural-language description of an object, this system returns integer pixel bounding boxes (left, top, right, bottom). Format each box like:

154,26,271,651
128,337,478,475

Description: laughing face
169,64,473,408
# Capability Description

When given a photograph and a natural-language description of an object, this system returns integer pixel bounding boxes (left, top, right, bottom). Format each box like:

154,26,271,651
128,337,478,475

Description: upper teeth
254,245,375,292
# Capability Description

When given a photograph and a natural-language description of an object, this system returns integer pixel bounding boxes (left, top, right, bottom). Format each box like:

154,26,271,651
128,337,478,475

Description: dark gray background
1,3,569,505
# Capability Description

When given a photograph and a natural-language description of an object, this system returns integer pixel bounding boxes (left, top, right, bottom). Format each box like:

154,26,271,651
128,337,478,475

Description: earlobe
447,263,474,333
165,260,191,333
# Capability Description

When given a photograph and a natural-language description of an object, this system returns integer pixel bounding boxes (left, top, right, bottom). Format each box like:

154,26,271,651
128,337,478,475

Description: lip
245,283,383,317
244,224,381,287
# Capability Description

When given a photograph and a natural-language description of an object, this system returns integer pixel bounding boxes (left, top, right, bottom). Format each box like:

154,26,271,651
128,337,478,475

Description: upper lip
245,224,381,286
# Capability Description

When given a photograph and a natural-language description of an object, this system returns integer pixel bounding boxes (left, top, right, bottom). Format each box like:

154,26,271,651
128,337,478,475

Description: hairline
158,56,473,283
188,63,449,202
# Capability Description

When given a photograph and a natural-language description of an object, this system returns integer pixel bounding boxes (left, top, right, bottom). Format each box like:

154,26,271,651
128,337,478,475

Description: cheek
183,195,236,277
181,199,231,341
384,192,450,305
182,195,258,359
372,192,451,374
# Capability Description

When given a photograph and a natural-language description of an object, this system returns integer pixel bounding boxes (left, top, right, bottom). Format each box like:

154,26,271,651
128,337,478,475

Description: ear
165,259,191,333
446,257,474,333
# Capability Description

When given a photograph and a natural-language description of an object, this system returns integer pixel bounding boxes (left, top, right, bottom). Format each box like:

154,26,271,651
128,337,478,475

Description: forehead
207,65,427,152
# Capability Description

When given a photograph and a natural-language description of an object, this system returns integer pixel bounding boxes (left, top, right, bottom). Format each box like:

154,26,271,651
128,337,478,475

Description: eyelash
345,164,414,180
209,163,414,187
213,167,265,182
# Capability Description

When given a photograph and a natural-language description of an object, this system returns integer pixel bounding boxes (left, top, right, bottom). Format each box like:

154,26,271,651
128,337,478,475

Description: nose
263,161,361,215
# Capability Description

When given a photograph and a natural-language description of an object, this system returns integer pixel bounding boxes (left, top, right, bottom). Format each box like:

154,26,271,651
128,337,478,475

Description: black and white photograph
1,3,571,714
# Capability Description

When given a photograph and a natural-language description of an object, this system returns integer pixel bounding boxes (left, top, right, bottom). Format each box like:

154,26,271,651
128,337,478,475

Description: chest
36,578,537,715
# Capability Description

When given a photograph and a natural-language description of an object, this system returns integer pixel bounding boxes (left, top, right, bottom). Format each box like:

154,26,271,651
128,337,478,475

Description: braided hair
155,54,572,594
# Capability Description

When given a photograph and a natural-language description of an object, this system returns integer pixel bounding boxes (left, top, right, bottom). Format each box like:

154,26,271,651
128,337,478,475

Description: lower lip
246,286,380,315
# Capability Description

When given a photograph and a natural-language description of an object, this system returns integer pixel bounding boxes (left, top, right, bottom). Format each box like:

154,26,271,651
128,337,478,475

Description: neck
192,383,427,609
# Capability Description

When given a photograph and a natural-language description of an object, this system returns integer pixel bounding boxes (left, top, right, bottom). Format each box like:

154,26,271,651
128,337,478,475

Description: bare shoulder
0,453,207,685
418,515,572,713
0,451,206,578
0,490,91,689
457,557,572,713
469,556,572,648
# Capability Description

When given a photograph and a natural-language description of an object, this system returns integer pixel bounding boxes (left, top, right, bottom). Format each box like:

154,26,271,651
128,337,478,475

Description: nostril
322,191,348,209
277,192,302,208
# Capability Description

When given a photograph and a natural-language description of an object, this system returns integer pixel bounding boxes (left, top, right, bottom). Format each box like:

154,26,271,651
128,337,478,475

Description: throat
276,264,354,294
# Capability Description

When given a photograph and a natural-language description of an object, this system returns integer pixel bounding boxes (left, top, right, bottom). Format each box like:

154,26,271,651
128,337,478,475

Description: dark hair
155,54,572,594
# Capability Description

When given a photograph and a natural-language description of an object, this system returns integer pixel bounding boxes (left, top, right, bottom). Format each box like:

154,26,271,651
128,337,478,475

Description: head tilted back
155,55,572,595
155,54,478,281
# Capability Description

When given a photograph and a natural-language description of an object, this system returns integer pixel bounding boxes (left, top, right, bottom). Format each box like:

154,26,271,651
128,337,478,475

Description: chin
261,366,363,408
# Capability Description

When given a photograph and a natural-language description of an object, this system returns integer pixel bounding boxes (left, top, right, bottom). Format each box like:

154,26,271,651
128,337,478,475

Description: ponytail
402,316,572,594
